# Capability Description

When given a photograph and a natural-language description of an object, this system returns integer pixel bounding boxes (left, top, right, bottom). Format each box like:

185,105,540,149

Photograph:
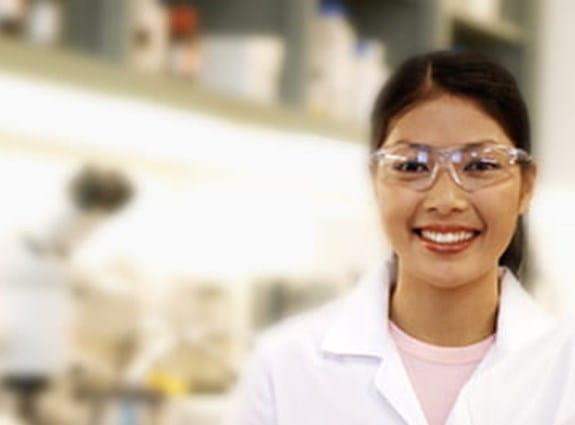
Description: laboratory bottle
308,0,357,120
351,39,389,123
25,0,62,45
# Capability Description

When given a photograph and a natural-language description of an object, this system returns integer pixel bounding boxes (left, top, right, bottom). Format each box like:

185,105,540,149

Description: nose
421,167,470,215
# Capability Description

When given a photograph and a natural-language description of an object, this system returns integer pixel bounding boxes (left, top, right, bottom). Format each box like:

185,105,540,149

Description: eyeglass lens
378,144,516,191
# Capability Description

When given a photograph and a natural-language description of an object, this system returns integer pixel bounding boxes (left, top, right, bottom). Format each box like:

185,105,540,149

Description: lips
413,225,482,254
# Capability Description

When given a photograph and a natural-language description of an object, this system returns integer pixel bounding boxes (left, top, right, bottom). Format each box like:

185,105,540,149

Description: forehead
385,95,514,148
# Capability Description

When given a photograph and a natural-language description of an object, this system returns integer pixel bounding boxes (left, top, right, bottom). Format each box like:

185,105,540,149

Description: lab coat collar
319,263,557,425
320,261,392,358
320,262,556,358
493,268,556,354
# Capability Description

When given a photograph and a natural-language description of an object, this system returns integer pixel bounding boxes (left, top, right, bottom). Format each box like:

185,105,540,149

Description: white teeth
420,230,476,244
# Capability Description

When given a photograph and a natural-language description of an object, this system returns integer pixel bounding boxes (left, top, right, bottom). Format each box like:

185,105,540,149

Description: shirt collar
320,262,556,358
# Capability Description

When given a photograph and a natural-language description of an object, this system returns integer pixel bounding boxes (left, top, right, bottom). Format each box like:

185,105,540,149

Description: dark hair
69,165,134,213
370,50,531,277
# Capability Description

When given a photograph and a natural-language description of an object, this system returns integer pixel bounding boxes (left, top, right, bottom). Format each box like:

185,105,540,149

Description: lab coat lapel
374,337,429,425
320,265,388,356
449,269,557,424
469,268,555,375
490,269,556,355
319,266,555,425
444,399,473,425
320,263,428,425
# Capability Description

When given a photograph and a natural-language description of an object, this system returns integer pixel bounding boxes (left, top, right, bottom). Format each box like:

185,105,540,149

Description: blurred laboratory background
0,0,573,424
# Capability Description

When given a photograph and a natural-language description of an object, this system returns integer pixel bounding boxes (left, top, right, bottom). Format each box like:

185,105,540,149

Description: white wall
0,71,383,287
530,0,575,315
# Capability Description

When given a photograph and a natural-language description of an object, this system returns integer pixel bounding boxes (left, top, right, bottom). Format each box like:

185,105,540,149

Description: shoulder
226,296,351,424
496,268,560,347
466,270,575,421
465,320,575,423
252,294,349,368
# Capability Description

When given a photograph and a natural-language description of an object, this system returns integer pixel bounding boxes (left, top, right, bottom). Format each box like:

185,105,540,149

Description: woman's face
372,94,536,288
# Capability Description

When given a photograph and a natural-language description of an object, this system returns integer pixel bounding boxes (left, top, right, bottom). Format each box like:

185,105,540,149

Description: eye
392,160,429,173
464,159,502,172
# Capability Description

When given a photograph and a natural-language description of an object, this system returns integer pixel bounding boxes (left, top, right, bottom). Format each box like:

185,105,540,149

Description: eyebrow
392,139,499,150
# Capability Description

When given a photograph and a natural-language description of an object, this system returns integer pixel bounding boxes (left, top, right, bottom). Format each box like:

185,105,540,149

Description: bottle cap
355,40,369,56
319,0,346,16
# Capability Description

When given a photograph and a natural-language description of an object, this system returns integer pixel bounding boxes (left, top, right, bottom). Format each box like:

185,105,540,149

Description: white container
166,5,201,79
351,40,389,123
161,396,229,425
198,35,285,104
25,0,62,45
460,0,501,21
307,0,357,120
0,0,25,24
168,39,201,79
129,0,169,73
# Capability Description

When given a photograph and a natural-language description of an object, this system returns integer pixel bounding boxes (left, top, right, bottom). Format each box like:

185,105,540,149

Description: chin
408,257,493,291
423,270,467,290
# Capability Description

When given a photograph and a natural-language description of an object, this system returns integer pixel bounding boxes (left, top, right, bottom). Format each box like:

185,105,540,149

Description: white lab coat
0,233,73,377
227,263,575,425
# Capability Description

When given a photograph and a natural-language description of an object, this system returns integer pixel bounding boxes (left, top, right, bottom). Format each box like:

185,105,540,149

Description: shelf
0,37,365,145
451,11,525,45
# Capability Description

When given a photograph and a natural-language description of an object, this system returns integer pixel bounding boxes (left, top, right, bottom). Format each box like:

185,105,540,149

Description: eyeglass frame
369,141,533,192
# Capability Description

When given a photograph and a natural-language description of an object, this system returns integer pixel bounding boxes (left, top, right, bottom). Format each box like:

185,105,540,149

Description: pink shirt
389,322,494,425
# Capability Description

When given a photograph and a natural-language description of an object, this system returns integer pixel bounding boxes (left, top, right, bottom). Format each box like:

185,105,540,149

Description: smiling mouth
413,228,482,253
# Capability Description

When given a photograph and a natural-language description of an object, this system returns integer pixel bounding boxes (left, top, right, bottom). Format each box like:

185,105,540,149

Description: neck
389,265,500,347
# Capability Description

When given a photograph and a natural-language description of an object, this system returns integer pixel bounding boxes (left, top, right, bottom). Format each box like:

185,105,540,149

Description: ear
518,163,537,214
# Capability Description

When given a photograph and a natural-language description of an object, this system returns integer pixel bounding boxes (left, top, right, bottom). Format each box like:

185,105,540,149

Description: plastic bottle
25,0,62,45
351,39,389,123
308,0,357,120
130,0,169,73
168,4,200,79
461,0,501,21
0,0,26,35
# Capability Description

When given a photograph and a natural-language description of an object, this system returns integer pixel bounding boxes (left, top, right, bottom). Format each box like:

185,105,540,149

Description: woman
227,51,575,425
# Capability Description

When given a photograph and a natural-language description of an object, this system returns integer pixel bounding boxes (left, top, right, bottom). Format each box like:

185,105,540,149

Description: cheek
477,184,523,247
375,184,418,241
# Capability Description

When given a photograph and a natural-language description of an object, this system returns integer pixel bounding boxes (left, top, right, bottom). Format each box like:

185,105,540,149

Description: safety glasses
370,142,532,192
